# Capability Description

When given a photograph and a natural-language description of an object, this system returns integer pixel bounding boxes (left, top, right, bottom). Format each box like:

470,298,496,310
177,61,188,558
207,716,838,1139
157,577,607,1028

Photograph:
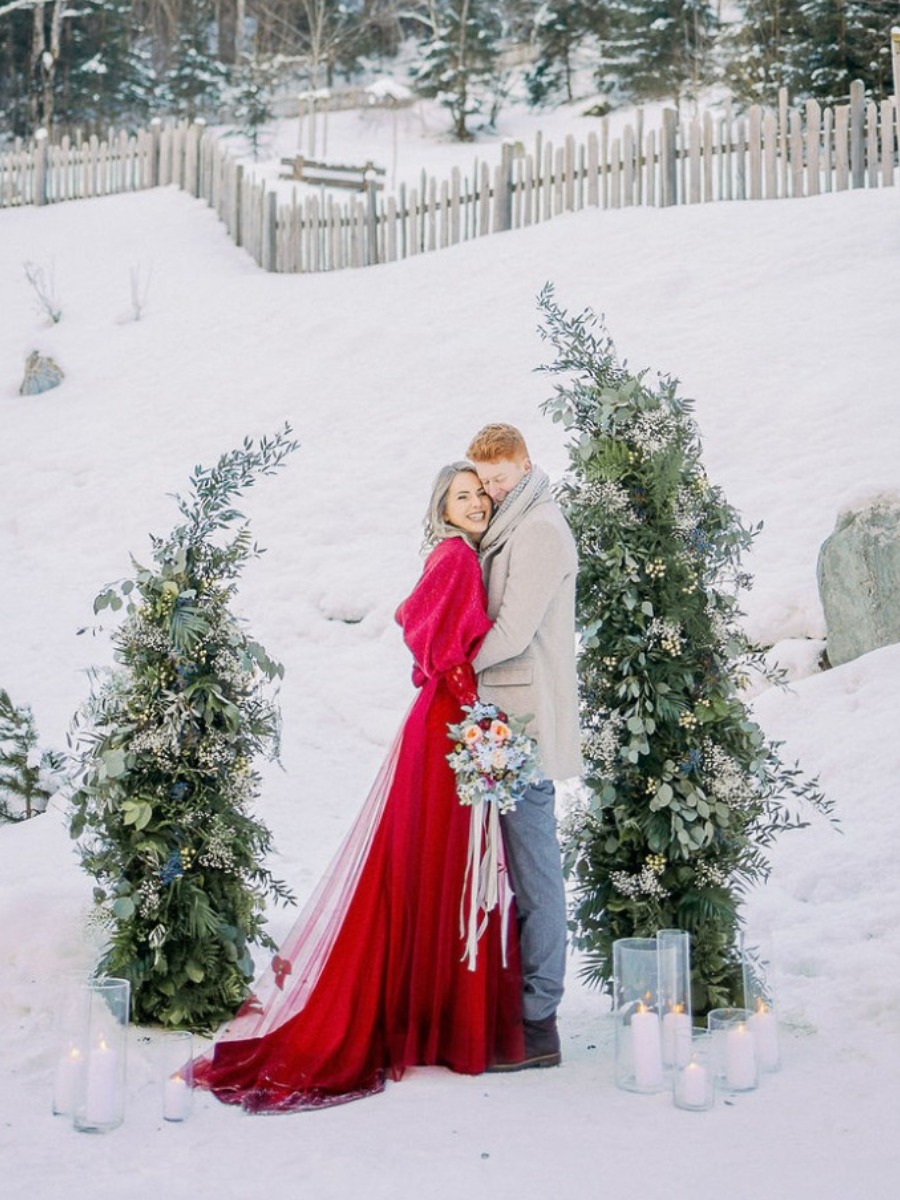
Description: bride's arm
395,540,492,686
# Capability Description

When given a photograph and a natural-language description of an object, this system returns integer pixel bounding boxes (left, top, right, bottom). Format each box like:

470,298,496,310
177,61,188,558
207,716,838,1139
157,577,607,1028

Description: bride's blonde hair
421,461,486,552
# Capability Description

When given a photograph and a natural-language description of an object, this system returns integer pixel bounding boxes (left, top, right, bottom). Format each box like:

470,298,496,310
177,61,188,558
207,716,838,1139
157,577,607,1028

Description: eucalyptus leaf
101,748,127,778
111,896,135,920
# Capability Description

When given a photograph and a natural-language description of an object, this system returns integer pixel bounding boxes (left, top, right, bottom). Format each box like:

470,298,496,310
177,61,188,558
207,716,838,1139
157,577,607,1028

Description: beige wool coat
472,469,584,781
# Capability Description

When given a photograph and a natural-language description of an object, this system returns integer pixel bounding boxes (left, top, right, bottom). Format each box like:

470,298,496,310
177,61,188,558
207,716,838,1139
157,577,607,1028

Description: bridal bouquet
446,702,541,815
447,702,540,971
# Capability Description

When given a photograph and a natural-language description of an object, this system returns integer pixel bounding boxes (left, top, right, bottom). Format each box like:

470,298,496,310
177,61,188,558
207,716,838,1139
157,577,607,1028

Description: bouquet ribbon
459,797,513,972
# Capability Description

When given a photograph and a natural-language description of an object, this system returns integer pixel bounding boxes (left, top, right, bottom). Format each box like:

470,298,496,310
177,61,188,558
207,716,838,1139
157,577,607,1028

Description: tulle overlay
192,539,524,1112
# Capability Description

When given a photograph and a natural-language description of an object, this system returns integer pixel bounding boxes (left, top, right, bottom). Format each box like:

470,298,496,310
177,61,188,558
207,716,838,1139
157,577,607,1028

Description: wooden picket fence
1,82,897,275
0,121,206,206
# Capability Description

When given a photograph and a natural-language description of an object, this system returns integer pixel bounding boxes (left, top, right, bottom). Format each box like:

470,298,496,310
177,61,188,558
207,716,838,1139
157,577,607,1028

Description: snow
2,100,899,1198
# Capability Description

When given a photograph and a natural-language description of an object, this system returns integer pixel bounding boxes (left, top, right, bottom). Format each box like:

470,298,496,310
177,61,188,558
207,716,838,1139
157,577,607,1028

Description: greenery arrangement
536,286,834,1012
69,425,299,1031
0,689,64,823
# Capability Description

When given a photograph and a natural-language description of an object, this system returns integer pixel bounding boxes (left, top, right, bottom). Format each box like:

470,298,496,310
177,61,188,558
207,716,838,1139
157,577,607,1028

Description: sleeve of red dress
395,539,491,702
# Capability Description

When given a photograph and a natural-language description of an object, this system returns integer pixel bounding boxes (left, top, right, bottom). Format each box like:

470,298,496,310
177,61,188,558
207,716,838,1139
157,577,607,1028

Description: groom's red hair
466,423,530,463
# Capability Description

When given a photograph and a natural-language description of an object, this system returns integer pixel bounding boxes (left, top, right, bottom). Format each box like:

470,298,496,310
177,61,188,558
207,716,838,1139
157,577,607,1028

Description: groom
466,423,582,1070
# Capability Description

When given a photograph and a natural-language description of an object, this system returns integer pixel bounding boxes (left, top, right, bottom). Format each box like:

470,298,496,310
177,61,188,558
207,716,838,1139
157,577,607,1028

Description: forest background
1,0,897,144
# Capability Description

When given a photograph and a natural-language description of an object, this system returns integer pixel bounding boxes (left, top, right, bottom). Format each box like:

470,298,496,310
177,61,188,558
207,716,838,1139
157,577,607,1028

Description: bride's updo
422,461,482,551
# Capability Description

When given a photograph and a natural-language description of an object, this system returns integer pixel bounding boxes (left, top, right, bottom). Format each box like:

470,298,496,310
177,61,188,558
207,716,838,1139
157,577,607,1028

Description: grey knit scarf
478,467,551,556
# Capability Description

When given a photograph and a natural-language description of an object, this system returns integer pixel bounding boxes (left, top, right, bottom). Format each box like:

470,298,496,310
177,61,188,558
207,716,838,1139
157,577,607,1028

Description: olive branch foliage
536,286,835,1011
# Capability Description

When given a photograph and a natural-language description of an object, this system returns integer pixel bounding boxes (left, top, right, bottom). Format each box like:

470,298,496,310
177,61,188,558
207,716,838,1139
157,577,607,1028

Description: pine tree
536,287,833,1013
227,56,278,159
159,26,230,120
720,0,801,104
724,0,895,106
69,426,299,1032
413,0,506,140
61,4,159,126
783,0,894,104
0,690,64,822
603,0,718,104
525,1,603,106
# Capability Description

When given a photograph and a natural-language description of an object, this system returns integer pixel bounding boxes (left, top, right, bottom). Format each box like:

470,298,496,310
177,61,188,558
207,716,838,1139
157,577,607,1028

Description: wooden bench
279,156,385,192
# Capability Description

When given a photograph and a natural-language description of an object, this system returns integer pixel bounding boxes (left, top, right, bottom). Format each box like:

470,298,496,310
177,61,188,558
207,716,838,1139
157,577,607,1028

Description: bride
192,463,525,1111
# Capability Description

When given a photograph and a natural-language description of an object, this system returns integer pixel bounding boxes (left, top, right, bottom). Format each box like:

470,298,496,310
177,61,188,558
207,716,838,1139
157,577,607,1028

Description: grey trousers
502,779,567,1022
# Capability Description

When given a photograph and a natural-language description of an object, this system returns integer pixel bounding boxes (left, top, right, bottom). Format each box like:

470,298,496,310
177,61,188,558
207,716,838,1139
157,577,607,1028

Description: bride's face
443,471,492,542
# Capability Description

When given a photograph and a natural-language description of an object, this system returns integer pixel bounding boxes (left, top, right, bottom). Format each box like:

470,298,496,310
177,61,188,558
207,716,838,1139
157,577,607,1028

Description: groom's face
472,455,531,504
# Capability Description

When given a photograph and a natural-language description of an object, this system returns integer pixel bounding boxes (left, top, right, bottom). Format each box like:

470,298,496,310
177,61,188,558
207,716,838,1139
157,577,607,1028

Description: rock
817,493,900,666
19,350,64,395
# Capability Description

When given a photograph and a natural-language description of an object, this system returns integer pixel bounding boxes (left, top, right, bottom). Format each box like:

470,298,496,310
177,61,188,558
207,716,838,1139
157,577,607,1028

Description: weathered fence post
748,106,762,199
702,111,714,200
823,106,834,191
688,115,701,203
398,181,407,259
234,163,244,247
660,108,678,206
778,87,790,197
365,169,379,265
191,120,205,197
806,99,821,194
790,108,804,196
496,140,514,230
149,118,161,187
849,79,865,187
449,165,461,241
834,102,850,189
763,109,778,197
586,131,599,206
892,27,900,113
600,119,609,208
265,190,278,272
564,134,576,210
866,100,879,188
33,128,49,205
623,125,634,205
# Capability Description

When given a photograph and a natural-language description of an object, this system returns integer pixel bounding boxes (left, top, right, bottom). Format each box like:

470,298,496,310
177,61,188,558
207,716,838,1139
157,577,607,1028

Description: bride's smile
443,472,492,540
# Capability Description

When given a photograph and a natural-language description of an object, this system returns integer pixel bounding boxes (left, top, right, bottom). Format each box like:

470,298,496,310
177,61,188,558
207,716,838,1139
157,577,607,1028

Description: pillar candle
631,1006,663,1089
679,1061,709,1107
749,1004,779,1071
662,1008,692,1067
163,1072,192,1122
53,1045,84,1116
725,1022,757,1090
84,1037,119,1125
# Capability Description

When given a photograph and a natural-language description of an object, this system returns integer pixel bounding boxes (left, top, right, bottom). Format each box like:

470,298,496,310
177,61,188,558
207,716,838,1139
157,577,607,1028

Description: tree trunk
217,0,237,64
29,3,45,130
29,0,66,131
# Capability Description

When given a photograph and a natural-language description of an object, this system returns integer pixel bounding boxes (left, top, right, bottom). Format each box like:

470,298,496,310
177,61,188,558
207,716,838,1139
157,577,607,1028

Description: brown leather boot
488,1015,561,1072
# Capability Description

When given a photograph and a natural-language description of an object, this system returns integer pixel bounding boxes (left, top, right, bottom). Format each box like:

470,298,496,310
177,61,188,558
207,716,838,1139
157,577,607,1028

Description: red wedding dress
192,537,524,1112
